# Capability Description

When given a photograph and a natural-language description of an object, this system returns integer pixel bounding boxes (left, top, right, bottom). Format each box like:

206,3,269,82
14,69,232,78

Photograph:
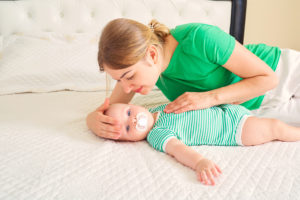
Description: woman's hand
86,98,122,139
164,92,217,114
195,158,222,186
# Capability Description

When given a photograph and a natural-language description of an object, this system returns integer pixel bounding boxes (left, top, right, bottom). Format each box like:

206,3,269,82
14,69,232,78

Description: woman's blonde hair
98,18,170,72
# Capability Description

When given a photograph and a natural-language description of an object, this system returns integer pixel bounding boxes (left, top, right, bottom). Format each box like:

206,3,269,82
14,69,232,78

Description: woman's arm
165,138,222,185
211,41,279,105
109,82,136,104
164,41,279,113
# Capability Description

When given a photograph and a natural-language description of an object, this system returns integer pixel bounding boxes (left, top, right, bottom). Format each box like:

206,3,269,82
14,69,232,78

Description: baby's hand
195,158,222,186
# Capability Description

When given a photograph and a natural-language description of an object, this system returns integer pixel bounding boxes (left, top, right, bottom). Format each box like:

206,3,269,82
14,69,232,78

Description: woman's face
104,46,162,95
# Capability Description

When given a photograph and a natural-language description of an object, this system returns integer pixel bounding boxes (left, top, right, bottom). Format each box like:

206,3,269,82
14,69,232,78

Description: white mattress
0,89,299,200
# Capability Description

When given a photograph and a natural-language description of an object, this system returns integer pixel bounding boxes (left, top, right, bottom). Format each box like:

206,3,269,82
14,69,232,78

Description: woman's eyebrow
119,70,132,80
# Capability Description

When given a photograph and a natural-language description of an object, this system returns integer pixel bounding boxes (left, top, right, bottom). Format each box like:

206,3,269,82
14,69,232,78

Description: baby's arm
165,138,222,185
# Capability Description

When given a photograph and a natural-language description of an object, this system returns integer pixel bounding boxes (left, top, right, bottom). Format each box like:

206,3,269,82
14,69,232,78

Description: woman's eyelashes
126,74,134,80
115,73,134,82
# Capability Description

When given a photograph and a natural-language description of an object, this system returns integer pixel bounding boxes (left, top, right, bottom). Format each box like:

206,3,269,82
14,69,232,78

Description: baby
103,103,300,186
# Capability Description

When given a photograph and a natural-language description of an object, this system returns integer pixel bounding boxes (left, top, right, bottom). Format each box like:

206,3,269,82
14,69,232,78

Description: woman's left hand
164,92,217,114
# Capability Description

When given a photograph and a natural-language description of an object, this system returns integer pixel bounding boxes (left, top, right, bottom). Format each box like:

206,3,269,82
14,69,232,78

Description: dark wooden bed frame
229,0,247,44
213,0,247,44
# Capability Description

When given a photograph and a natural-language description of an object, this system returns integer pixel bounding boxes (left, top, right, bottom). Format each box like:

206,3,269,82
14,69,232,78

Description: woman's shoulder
170,23,218,41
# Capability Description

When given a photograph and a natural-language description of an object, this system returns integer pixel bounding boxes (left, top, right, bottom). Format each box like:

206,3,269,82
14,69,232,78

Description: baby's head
104,103,155,142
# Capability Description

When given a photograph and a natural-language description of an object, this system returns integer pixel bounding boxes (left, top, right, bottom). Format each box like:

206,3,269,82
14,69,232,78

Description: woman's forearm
212,41,279,106
210,74,279,106
109,82,135,104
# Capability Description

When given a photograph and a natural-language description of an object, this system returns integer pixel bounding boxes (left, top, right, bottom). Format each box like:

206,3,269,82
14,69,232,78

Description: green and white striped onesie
147,104,251,152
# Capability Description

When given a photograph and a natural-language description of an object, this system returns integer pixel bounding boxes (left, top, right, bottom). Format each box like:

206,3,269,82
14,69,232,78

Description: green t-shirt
155,23,281,110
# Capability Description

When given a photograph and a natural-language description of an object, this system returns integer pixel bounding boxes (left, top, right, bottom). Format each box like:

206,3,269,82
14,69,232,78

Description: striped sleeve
146,127,176,152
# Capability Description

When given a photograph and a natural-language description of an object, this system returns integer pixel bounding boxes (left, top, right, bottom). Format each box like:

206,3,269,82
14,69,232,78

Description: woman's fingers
166,104,186,114
98,130,120,139
87,98,125,140
174,105,193,114
92,104,123,139
164,97,189,113
97,123,122,139
96,98,110,112
97,113,122,134
100,121,121,133
99,113,120,126
98,98,122,126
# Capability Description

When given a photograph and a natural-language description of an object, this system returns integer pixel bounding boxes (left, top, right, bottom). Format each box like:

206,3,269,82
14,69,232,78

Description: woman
86,18,300,139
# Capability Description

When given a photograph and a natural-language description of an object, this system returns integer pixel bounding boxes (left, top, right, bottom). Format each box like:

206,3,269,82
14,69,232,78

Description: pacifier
135,112,148,132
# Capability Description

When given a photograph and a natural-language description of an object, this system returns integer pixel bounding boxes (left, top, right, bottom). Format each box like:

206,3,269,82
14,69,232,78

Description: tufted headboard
0,0,247,43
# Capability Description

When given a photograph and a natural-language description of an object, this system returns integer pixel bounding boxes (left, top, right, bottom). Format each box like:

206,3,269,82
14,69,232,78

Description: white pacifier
135,112,148,132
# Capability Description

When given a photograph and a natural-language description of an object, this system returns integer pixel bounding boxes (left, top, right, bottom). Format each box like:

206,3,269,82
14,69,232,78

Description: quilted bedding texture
0,89,299,200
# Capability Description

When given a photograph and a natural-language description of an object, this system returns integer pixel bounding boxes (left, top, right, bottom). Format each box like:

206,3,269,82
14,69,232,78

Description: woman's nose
121,81,133,94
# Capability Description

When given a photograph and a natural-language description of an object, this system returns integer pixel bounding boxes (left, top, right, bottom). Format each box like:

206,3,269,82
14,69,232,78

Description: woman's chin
144,85,157,94
140,87,151,95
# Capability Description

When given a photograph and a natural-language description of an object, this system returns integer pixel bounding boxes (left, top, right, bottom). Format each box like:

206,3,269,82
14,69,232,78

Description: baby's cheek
130,127,137,135
132,128,143,137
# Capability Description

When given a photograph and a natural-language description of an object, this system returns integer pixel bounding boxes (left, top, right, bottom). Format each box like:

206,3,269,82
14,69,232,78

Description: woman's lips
135,86,143,93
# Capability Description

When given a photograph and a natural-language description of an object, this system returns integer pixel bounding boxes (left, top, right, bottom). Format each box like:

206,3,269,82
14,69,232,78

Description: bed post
230,0,247,44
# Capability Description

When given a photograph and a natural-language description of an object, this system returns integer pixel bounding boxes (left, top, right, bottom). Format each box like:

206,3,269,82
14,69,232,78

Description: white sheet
0,90,299,200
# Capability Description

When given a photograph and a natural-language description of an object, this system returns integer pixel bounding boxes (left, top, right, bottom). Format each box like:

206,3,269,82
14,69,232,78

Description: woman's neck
160,34,178,73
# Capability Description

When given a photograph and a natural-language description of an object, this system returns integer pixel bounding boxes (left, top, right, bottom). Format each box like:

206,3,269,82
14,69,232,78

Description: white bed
0,0,299,199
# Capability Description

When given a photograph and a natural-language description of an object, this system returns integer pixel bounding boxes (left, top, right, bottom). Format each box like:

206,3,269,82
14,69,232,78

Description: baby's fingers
211,166,222,177
197,172,203,182
200,171,208,185
215,164,222,174
205,169,215,186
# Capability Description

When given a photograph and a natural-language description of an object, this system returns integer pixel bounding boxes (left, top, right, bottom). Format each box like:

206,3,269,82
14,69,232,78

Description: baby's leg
241,116,300,146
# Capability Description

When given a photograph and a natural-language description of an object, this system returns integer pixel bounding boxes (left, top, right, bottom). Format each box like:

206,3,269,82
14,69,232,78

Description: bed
0,0,299,199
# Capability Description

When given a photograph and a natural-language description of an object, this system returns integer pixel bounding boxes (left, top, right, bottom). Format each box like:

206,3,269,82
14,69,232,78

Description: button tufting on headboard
0,0,235,39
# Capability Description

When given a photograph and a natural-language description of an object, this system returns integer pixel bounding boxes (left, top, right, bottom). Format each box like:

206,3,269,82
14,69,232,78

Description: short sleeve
194,25,236,65
146,127,176,152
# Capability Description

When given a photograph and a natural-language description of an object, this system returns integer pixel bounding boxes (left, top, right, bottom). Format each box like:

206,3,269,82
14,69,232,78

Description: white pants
251,48,300,126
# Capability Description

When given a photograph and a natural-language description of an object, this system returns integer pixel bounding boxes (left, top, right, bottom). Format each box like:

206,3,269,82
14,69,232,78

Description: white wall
244,0,300,51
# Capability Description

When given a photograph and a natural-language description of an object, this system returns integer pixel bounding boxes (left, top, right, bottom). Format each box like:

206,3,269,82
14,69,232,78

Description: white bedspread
0,90,299,200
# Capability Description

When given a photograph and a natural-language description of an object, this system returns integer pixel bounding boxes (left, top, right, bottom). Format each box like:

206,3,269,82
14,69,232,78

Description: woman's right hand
86,98,122,139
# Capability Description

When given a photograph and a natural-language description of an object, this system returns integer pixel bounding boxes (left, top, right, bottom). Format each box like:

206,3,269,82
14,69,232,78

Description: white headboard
0,0,248,95
0,0,232,36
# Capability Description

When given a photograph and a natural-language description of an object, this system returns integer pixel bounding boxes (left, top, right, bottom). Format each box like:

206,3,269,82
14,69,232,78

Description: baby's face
105,103,154,141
